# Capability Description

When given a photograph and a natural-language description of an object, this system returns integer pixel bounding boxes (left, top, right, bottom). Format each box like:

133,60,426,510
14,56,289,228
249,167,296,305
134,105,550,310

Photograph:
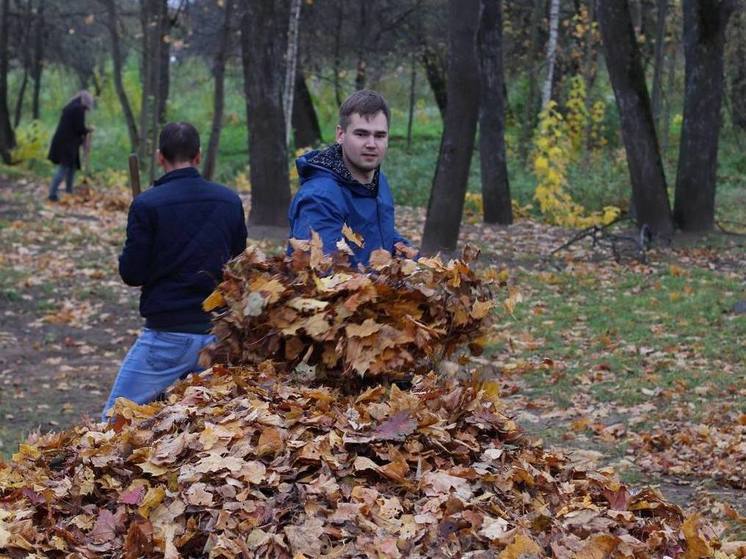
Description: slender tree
283,0,302,146
100,0,139,153
519,0,546,162
674,0,738,231
478,0,512,224
650,0,668,131
729,7,746,129
31,0,45,120
541,0,561,108
597,0,673,238
203,0,234,181
421,0,482,254
241,0,291,227
0,0,15,163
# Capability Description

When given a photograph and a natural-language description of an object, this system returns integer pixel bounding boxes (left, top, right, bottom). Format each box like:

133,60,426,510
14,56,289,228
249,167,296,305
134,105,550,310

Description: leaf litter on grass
1,244,743,557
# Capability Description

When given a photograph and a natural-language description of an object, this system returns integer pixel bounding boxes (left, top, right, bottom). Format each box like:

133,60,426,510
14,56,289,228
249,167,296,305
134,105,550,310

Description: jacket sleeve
290,192,346,253
232,202,248,257
73,105,89,137
118,200,154,287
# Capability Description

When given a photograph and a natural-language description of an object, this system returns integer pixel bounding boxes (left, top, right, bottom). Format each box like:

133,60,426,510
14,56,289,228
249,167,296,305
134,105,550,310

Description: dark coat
119,167,248,332
288,147,409,267
47,99,89,169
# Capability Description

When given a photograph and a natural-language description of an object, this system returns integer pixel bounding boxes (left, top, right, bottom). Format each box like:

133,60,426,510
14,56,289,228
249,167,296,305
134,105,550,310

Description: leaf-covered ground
0,174,744,541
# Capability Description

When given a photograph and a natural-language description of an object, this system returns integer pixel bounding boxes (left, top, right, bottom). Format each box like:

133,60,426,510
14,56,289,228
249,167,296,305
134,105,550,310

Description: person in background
101,122,247,421
288,89,411,266
47,90,94,201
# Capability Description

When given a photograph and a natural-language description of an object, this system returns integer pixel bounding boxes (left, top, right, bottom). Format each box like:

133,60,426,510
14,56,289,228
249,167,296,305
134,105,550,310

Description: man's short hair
159,122,200,163
339,90,390,130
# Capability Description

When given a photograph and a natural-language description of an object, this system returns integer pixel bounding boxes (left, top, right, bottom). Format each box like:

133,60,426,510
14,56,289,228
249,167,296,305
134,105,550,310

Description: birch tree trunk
541,0,561,108
283,0,302,146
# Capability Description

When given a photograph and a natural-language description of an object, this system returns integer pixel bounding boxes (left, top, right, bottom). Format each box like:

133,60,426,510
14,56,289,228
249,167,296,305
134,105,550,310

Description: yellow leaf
138,486,165,519
498,533,542,558
682,514,713,559
342,223,365,247
202,289,225,312
471,299,494,319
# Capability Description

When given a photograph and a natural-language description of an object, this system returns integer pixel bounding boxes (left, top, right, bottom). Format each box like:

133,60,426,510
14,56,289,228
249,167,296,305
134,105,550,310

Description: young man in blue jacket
288,89,410,266
102,122,247,420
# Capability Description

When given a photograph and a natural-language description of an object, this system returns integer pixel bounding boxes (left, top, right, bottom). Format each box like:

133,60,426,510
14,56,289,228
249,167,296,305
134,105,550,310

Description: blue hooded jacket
119,167,247,332
288,145,409,266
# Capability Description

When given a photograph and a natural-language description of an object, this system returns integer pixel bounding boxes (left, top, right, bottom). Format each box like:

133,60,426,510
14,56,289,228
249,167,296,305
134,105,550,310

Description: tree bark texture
241,0,291,227
354,2,368,90
421,0,482,254
292,67,322,148
541,0,561,108
729,7,746,129
0,0,16,163
102,0,139,153
597,0,674,238
203,0,234,181
478,0,512,224
674,0,737,231
13,0,33,128
419,45,448,121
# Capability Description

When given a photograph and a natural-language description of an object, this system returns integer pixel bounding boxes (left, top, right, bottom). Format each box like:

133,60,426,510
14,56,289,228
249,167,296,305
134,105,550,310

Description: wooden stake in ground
128,153,141,198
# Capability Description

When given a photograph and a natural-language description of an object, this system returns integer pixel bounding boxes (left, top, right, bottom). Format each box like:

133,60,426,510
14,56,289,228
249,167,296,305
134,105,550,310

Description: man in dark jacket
288,90,410,267
102,122,247,420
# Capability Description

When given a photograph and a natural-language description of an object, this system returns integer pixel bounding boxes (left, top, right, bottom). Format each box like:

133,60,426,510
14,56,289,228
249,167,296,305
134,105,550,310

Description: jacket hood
296,144,379,198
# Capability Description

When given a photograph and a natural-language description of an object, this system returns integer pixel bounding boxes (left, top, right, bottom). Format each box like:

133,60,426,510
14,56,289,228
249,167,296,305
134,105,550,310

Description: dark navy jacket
288,148,408,267
119,167,247,332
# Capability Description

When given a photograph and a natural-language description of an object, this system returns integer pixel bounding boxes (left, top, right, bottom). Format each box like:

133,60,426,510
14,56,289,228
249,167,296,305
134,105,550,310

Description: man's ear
335,125,344,144
156,150,168,169
192,150,202,166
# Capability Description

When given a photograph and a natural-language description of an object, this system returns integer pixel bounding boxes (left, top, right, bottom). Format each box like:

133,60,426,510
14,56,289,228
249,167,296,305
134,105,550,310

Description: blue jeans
101,328,215,421
49,165,75,199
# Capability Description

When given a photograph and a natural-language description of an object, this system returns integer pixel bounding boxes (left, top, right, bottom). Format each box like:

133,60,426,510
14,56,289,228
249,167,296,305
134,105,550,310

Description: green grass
498,265,745,411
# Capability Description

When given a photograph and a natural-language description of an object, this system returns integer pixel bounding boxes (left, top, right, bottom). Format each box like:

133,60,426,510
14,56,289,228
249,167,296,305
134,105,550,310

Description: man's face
336,111,389,179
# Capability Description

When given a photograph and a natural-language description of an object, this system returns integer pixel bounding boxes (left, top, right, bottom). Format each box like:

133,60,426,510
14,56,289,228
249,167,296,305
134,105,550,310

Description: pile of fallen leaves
0,364,728,558
201,237,496,380
629,404,746,489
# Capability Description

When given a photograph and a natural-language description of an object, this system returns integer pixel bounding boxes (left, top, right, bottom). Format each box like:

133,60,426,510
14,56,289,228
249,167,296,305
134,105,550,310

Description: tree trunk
730,8,746,129
661,28,677,152
650,0,668,132
283,0,302,146
157,1,170,126
421,0,482,254
597,0,674,238
148,0,168,183
419,45,448,121
674,0,737,232
541,0,561,108
292,67,322,148
101,0,139,154
479,0,512,225
354,2,368,90
31,0,45,120
241,0,291,227
406,51,417,150
332,0,343,106
0,0,15,163
519,0,546,162
202,0,233,181
13,0,33,128
138,0,155,172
